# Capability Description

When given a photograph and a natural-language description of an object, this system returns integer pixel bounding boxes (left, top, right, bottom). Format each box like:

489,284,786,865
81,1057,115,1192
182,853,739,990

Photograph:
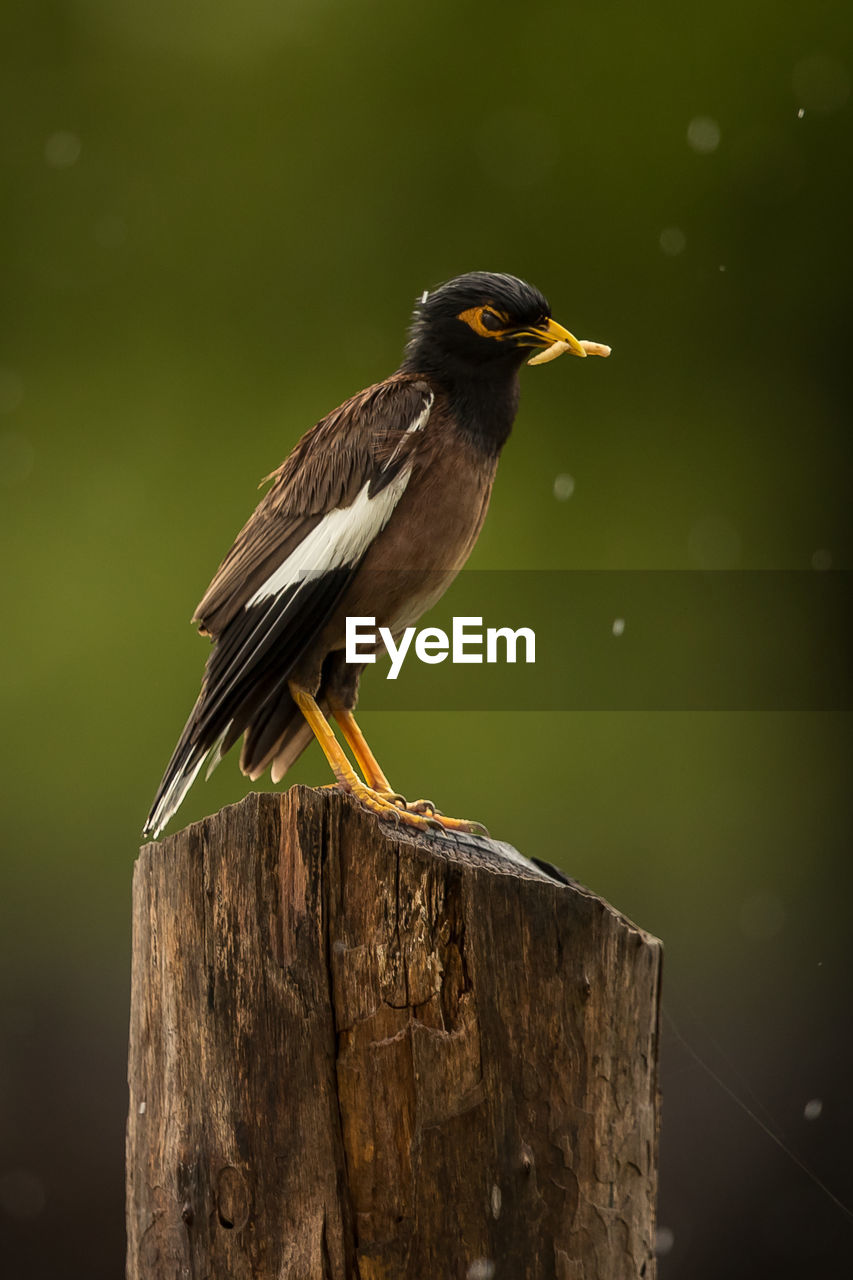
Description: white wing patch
248,392,432,607
381,392,433,472
247,468,413,607
405,396,432,434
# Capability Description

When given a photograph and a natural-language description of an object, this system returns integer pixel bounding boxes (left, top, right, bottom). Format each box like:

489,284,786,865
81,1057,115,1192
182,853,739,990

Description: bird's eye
456,305,509,337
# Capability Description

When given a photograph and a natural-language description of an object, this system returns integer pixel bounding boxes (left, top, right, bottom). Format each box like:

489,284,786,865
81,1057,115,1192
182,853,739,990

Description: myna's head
402,271,590,377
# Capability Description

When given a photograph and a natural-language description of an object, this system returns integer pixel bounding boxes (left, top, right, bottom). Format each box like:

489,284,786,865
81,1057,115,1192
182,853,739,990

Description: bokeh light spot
660,226,686,256
803,1098,823,1121
44,131,81,168
687,116,721,153
612,618,626,637
655,1226,675,1256
553,472,575,501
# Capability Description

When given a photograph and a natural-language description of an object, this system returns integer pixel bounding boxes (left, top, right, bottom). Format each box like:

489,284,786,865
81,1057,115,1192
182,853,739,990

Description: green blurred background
1,1,851,1275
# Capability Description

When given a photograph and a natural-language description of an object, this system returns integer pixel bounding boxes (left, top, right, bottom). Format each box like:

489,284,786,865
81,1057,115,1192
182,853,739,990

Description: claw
406,798,437,816
394,795,488,835
325,778,485,836
336,779,435,831
387,795,486,834
430,814,490,836
292,686,483,835
375,790,409,809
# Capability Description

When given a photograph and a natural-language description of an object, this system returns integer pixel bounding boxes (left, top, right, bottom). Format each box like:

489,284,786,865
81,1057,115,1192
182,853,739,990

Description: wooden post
127,787,661,1279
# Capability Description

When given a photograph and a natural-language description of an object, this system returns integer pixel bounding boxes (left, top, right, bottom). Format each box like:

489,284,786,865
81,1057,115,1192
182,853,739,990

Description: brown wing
143,373,434,838
194,374,433,636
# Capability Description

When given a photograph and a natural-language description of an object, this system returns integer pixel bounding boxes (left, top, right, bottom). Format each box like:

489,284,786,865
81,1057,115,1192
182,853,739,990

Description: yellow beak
525,317,588,364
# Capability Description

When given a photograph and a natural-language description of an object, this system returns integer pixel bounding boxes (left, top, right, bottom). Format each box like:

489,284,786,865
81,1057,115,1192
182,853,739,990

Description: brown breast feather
308,398,500,652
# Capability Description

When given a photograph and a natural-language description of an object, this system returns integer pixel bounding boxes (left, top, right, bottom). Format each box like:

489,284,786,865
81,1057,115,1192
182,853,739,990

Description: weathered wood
127,787,661,1279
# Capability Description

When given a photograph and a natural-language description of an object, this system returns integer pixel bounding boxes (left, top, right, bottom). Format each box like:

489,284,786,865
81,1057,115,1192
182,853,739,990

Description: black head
401,271,580,380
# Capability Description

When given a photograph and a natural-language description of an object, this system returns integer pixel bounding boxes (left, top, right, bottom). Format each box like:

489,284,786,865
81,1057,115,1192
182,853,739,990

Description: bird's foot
339,780,442,831
402,796,437,815
425,810,490,836
376,790,489,837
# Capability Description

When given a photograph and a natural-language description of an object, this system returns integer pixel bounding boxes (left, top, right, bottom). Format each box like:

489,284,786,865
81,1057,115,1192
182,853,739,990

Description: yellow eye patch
457,306,510,338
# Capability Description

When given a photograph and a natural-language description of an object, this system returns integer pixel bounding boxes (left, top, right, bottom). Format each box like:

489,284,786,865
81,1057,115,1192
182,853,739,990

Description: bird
144,271,609,839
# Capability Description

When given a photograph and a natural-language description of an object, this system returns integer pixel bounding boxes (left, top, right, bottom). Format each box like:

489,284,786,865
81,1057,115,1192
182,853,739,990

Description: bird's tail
240,688,315,783
143,680,314,839
142,694,216,839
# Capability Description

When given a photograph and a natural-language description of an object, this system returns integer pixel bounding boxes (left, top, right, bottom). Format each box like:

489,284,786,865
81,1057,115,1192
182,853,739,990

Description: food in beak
528,338,612,366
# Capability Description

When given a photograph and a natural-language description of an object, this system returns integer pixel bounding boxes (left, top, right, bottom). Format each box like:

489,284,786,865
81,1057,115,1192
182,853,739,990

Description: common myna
144,271,609,838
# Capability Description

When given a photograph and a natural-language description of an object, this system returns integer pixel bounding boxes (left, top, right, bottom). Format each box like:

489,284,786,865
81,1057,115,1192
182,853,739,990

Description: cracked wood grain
127,787,661,1279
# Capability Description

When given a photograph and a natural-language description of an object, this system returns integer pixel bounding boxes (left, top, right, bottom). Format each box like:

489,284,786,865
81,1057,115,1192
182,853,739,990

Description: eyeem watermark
346,616,536,680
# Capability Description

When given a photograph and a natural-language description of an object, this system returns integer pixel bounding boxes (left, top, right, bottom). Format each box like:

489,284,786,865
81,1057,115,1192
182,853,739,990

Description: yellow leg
326,696,488,836
289,684,435,830
328,699,397,794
